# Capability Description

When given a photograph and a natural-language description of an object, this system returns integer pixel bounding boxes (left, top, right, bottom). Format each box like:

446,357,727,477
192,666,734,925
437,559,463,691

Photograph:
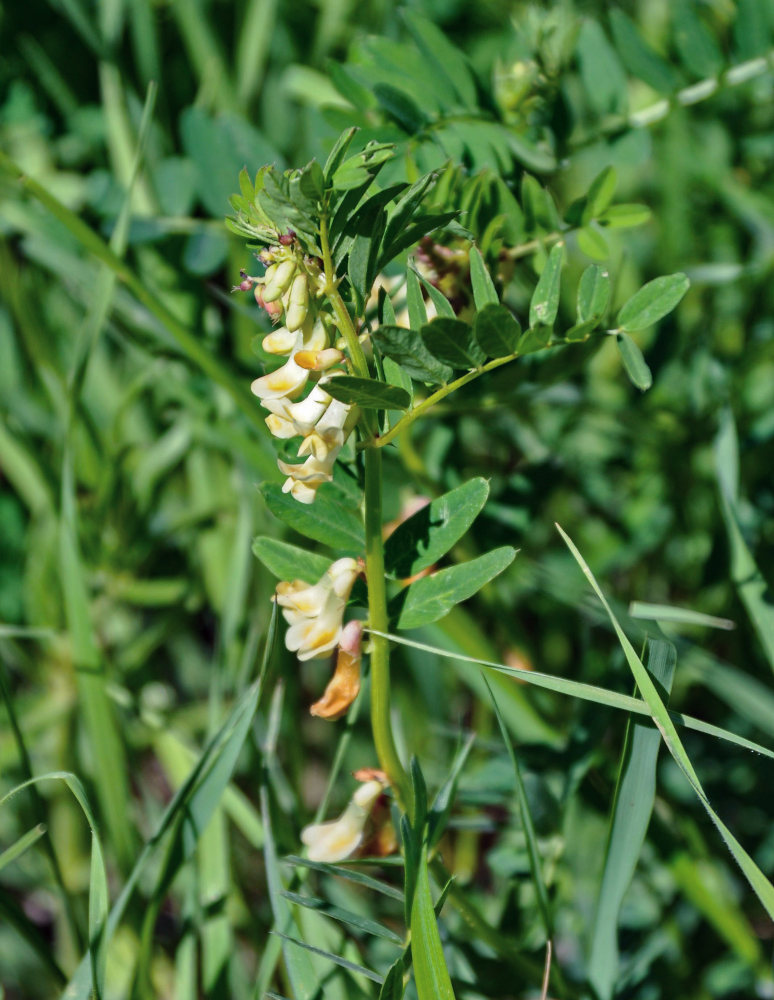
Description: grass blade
587,639,676,1000
556,524,774,921
484,678,552,940
410,846,456,1000
369,632,774,761
715,410,774,672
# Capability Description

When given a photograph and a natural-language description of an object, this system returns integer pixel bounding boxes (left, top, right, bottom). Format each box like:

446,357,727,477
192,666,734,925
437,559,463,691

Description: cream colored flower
300,780,384,862
275,558,359,661
250,354,310,402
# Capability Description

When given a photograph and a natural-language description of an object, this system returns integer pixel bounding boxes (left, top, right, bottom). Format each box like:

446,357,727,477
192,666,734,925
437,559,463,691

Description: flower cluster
239,241,358,504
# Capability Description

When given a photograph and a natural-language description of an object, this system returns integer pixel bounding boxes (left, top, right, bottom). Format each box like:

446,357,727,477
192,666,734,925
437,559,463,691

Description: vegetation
1,2,773,999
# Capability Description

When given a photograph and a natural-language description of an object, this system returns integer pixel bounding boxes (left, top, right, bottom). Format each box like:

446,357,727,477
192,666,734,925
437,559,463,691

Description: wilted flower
311,619,363,720
300,779,385,862
275,558,360,661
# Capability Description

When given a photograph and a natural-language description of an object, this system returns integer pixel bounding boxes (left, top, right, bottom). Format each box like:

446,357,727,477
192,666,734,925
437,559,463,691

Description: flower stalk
363,444,411,814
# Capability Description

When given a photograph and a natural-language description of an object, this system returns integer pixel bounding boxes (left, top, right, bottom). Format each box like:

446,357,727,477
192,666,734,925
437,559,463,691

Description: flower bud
285,273,310,332
262,259,297,303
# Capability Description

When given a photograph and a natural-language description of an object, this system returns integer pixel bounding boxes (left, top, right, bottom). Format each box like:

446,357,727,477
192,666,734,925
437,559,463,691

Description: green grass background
1,1,773,997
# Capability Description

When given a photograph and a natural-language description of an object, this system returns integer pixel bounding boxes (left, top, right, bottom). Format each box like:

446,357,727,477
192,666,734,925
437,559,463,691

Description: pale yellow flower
300,780,384,862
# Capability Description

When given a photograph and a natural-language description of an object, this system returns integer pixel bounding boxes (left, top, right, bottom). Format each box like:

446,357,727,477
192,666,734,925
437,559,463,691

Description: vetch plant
226,125,764,999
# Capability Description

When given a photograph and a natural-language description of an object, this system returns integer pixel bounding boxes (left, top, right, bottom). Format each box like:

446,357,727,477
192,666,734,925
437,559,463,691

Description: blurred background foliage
1,0,774,998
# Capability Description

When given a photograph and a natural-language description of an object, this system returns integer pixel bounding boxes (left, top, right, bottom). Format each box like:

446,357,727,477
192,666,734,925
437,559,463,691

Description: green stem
503,230,564,261
319,211,369,379
364,445,411,812
373,353,519,448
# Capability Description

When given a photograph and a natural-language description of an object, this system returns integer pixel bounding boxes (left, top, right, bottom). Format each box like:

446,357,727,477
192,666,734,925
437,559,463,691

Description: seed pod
262,259,297,303
285,272,310,331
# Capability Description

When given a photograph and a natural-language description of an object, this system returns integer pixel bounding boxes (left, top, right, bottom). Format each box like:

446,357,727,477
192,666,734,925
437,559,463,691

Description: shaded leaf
384,478,490,578
395,547,517,629
372,325,452,385
469,246,498,308
421,317,484,369
325,375,411,410
474,304,521,357
260,483,364,553
251,537,331,583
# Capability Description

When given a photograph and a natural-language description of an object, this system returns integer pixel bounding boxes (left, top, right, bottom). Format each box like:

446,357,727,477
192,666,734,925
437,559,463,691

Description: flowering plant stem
319,206,411,812
364,444,412,814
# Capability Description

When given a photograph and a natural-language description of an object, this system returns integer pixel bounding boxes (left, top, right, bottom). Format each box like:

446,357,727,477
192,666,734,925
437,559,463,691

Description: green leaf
274,933,384,984
325,375,411,410
2,772,108,999
673,0,724,78
576,19,628,115
609,10,681,93
577,264,611,324
251,537,331,583
516,325,551,354
371,325,452,385
384,478,490,578
381,174,437,261
733,0,772,60
0,823,47,873
64,661,273,998
576,226,609,261
598,204,652,228
521,175,559,233
617,273,689,331
347,196,385,310
410,846,456,1000
427,734,475,848
181,107,283,218
616,332,653,390
421,317,484,369
260,483,364,553
284,856,404,902
413,268,456,318
584,166,618,222
374,82,429,132
406,267,428,330
469,246,498,309
379,959,406,1000
281,892,403,944
564,319,598,342
261,790,326,1000
588,639,676,1000
474,304,521,358
383,357,414,409
629,602,735,631
395,547,516,629
323,127,359,182
402,10,477,109
529,243,564,328
557,524,774,922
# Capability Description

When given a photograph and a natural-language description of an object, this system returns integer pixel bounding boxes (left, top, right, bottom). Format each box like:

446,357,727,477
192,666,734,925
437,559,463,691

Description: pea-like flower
275,557,360,661
240,249,358,505
300,779,385,862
